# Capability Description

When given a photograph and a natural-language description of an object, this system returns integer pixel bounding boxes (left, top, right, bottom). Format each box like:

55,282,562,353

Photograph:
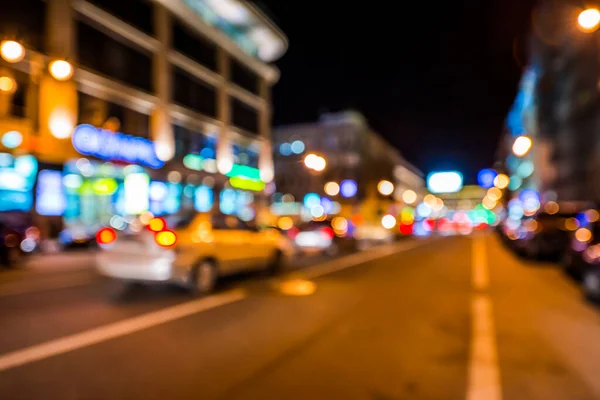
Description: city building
0,0,287,241
272,110,424,224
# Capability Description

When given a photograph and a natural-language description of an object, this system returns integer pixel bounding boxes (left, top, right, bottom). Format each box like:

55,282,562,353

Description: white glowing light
49,60,73,81
381,214,397,229
324,182,340,196
0,40,25,63
427,171,463,194
512,136,532,157
402,190,417,204
377,180,394,196
579,8,600,31
49,108,75,139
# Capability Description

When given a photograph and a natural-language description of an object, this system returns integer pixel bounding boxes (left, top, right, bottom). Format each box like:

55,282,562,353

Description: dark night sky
258,0,537,183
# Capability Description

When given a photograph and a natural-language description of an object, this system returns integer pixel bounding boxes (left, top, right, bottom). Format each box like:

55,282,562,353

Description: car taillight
96,227,117,245
320,227,334,240
155,230,177,247
148,217,166,232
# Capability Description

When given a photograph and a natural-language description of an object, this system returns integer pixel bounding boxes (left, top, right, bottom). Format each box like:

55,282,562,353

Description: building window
230,59,258,94
87,0,154,35
173,67,217,117
233,142,259,168
230,98,258,134
77,21,153,93
173,125,217,160
0,69,29,118
0,0,47,52
78,92,150,138
172,19,217,71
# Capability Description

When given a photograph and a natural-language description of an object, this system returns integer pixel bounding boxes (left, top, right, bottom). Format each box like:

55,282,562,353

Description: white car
96,212,296,293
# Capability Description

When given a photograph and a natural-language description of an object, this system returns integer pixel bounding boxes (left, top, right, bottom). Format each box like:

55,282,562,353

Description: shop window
230,98,258,135
173,67,217,117
78,92,150,138
0,154,37,212
230,59,258,94
172,19,217,71
233,142,259,168
77,21,153,93
87,0,153,35
0,0,46,52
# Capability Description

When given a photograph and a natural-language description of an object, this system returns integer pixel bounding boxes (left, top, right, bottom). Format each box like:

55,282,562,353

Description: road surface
1,234,600,399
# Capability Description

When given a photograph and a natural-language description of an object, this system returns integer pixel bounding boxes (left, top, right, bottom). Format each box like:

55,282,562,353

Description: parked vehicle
512,210,579,260
559,210,600,301
96,212,296,294
291,219,357,255
0,211,40,267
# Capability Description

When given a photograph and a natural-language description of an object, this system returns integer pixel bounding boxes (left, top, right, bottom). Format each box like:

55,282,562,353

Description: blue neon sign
72,124,164,169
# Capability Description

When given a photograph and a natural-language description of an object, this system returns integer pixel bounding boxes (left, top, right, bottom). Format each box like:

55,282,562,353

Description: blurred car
0,211,40,267
96,212,295,293
560,210,600,301
513,211,578,260
290,219,356,255
353,223,395,250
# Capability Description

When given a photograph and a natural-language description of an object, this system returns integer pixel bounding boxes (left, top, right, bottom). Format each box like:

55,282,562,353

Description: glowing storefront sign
72,124,164,169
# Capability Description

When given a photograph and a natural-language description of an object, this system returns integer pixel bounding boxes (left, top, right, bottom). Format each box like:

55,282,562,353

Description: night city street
4,0,600,399
2,236,600,399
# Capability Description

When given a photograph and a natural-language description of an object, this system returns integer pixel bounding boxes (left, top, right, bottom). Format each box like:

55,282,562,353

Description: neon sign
72,124,164,169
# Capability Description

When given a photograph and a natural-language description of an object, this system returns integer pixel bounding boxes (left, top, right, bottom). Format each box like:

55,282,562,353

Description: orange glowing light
148,217,166,232
96,227,117,245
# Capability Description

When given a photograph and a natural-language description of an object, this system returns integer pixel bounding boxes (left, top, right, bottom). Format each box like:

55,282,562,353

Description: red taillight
96,227,117,245
320,227,334,240
148,217,166,232
155,230,177,247
287,226,299,240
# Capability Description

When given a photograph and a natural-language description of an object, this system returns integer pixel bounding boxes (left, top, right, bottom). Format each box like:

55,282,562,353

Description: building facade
0,0,287,241
272,110,424,224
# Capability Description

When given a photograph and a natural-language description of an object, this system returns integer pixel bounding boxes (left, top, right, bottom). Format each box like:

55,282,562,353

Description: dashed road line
467,235,502,400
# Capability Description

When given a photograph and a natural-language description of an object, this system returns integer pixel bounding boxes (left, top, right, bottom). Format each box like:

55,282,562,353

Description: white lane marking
0,289,246,372
0,275,94,297
467,236,502,400
467,295,502,400
472,235,489,290
299,240,431,280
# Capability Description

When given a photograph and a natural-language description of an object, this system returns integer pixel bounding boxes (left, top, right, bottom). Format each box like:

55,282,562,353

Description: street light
512,135,532,157
304,153,326,172
377,180,394,196
0,76,16,94
49,60,73,81
0,40,25,63
578,8,600,32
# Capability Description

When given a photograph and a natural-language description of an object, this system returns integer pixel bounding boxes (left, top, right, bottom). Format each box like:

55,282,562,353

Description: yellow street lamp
578,8,600,32
0,40,25,63
0,76,17,94
49,60,74,81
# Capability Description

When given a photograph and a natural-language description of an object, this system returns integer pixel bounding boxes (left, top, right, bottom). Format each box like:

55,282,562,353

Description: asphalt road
1,234,600,399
